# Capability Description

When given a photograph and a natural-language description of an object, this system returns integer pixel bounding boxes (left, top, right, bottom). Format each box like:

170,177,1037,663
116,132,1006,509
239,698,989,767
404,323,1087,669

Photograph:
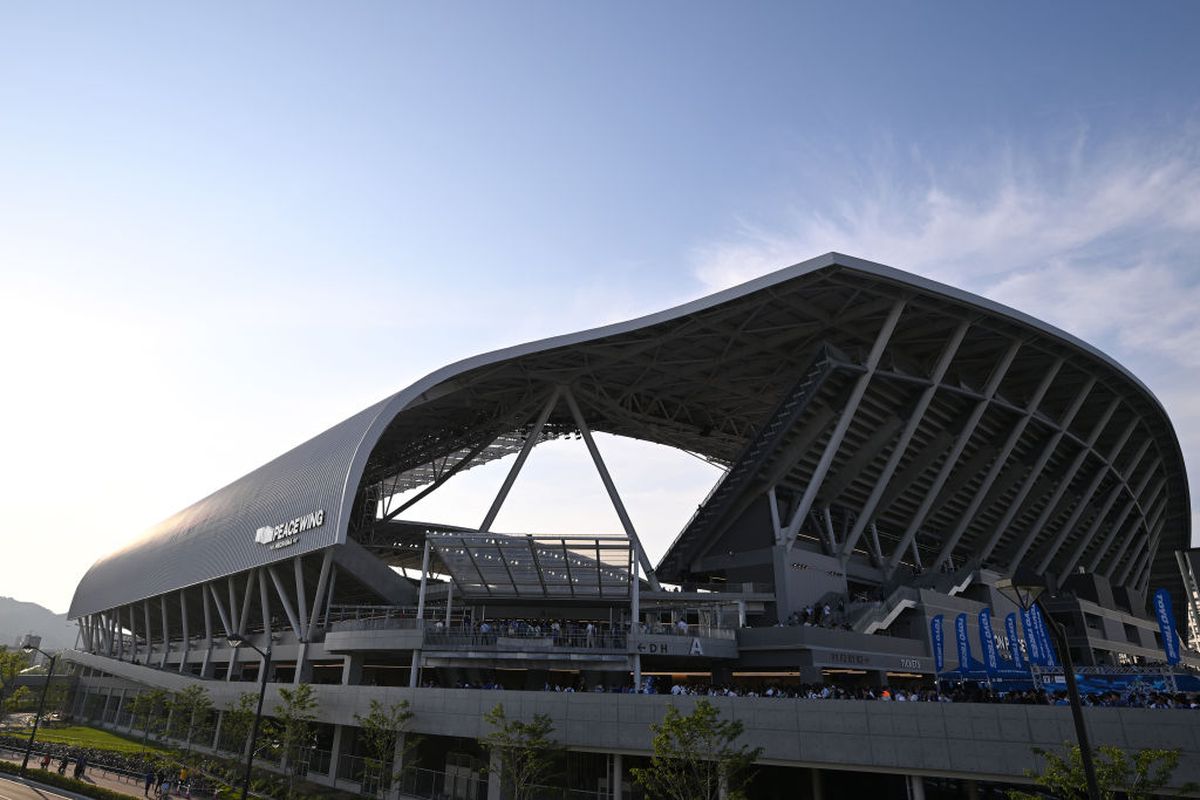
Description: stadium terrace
63,253,1200,798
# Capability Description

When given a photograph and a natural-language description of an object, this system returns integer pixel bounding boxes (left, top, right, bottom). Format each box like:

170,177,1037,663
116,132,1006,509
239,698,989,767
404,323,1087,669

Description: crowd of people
657,681,1200,708
418,675,1200,708
423,616,705,648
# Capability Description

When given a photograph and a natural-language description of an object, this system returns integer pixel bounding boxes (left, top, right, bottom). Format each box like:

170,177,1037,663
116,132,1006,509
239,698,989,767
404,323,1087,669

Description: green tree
218,692,259,756
630,700,762,800
1006,744,1197,800
0,648,30,713
271,683,319,798
4,685,34,712
481,703,559,800
354,699,419,796
129,688,169,742
170,685,213,752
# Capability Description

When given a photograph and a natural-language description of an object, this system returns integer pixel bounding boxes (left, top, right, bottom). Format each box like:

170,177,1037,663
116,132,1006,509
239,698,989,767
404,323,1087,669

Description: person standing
144,766,155,797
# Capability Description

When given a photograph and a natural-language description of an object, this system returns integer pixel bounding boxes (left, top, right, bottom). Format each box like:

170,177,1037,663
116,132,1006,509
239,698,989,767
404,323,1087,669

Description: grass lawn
13,725,170,755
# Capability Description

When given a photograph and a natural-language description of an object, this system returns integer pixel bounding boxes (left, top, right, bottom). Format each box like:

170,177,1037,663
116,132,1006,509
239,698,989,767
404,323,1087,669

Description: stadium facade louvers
63,253,1199,797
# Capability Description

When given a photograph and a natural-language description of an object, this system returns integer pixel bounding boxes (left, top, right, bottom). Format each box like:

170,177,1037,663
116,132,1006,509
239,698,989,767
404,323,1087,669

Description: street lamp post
227,633,272,800
19,638,58,776
996,567,1101,800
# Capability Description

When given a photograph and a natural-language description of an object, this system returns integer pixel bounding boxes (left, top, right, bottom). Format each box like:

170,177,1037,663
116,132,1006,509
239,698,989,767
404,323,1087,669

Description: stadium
62,253,1200,798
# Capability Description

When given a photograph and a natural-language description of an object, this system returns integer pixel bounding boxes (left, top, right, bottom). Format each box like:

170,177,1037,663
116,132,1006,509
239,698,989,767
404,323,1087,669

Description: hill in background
0,596,77,652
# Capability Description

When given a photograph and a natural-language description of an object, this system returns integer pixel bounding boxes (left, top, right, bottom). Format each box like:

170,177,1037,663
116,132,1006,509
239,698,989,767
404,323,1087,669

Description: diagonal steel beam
978,375,1095,561
886,340,1020,575
1106,480,1167,583
781,300,906,546
932,357,1063,569
564,386,661,590
840,320,968,559
1038,417,1139,574
1075,446,1156,574
1088,464,1162,576
1133,514,1167,595
480,388,562,532
267,565,304,639
1005,395,1118,571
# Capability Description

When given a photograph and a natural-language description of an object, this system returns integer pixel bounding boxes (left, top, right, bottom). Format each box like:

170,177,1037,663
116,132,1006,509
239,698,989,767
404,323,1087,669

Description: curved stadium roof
70,253,1190,620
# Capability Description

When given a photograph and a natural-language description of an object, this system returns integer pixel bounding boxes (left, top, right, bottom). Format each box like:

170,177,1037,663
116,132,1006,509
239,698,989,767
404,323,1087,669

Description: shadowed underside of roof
69,253,1191,619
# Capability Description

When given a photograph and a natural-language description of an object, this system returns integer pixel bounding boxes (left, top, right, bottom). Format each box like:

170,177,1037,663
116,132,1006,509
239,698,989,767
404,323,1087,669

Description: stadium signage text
255,509,325,550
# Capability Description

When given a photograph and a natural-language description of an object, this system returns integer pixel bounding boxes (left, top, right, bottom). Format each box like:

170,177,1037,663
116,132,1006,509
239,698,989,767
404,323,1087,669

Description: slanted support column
1101,476,1166,580
631,553,642,691
840,320,968,560
411,540,432,689
1006,397,1120,571
179,590,191,673
782,300,906,547
201,581,215,678
128,605,137,662
933,357,1063,569
306,549,335,637
143,600,153,664
294,556,310,639
907,774,927,800
1075,446,1157,574
564,386,661,590
481,387,561,532
887,341,1020,574
978,376,1095,561
160,595,171,668
1038,417,1139,574
211,710,223,751
269,565,305,639
1116,502,1166,587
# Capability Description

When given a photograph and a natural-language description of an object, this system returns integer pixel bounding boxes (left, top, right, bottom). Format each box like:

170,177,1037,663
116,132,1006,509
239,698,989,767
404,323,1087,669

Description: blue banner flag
1154,588,1181,665
1020,607,1042,665
955,613,973,672
1032,605,1057,667
930,615,945,673
1005,612,1025,670
979,608,1000,674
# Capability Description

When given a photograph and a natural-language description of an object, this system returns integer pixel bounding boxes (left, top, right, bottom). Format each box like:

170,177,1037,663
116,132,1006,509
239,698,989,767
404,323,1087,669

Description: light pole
996,566,1100,800
19,637,57,776
227,633,272,800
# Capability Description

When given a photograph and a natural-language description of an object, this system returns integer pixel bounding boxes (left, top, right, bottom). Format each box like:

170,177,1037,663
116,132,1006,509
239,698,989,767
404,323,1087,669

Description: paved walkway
0,753,144,799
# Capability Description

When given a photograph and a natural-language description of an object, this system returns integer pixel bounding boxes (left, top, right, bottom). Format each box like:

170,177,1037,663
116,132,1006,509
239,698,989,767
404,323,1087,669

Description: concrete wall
66,650,1200,792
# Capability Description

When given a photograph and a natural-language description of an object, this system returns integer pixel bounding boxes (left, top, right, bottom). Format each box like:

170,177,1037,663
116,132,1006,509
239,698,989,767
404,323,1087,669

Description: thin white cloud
691,131,1200,542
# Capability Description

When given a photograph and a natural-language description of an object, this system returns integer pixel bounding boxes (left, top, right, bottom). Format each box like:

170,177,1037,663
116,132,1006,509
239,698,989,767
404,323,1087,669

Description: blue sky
2,3,1198,612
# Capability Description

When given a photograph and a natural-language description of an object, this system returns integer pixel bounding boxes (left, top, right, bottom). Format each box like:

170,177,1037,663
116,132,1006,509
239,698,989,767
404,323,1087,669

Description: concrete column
211,710,224,751
487,750,502,800
341,654,363,685
294,642,313,684
965,779,980,800
200,646,214,679
907,774,926,800
810,768,823,800
387,732,407,800
114,689,127,728
611,752,622,800
328,724,345,783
